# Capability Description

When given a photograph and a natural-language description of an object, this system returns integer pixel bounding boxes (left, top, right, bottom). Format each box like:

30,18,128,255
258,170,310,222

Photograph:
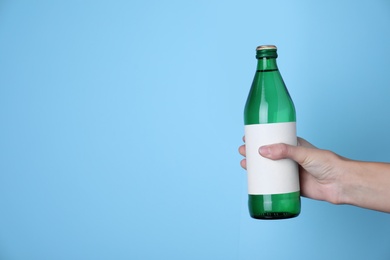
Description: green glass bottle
244,45,300,219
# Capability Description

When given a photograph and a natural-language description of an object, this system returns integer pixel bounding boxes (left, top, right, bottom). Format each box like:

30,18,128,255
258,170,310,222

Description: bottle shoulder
244,71,296,124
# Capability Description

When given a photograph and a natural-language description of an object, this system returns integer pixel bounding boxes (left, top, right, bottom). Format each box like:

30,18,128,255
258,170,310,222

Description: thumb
259,143,309,165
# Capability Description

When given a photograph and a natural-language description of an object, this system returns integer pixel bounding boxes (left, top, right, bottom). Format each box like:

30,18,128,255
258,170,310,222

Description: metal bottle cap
256,45,277,51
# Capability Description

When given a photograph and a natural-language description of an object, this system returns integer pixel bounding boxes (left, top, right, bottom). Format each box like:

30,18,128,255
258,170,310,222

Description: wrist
336,159,377,209
322,155,357,206
337,160,390,212
334,159,359,206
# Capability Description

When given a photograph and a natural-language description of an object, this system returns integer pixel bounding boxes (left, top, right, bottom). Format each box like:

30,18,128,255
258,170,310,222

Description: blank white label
245,122,300,195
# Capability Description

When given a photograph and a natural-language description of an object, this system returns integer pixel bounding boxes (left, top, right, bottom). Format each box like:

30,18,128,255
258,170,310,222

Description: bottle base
250,212,299,220
248,191,301,220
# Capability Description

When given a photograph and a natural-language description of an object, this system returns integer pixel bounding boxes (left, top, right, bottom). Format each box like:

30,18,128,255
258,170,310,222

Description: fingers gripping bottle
244,45,300,219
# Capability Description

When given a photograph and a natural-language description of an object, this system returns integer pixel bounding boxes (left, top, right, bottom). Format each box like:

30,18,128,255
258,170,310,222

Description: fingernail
259,146,270,156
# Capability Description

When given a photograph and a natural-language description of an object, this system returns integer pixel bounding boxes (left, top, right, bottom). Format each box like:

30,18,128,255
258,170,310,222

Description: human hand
239,137,346,204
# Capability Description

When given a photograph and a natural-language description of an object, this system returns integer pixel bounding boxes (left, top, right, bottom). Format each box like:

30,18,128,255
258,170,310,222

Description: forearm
340,160,390,213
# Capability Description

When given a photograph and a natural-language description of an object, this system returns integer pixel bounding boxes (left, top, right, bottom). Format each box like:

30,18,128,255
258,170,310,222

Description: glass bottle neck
256,58,278,71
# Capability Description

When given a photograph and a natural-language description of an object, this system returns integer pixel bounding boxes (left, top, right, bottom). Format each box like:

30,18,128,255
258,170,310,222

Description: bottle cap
256,45,278,59
256,45,277,51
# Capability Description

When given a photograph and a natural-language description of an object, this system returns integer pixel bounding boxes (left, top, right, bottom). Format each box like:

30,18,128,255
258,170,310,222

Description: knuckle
282,144,290,156
276,143,289,158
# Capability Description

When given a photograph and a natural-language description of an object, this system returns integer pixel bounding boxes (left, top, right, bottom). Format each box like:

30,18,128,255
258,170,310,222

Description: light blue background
1,0,390,259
